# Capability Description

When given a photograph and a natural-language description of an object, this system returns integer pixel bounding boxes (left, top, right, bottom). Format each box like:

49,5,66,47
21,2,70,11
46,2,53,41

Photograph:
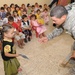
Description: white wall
0,0,51,6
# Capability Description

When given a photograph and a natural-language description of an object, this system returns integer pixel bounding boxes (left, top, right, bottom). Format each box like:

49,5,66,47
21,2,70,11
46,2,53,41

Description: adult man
39,2,75,74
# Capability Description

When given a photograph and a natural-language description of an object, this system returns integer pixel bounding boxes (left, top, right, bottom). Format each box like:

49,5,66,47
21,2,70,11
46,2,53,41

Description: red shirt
12,22,22,32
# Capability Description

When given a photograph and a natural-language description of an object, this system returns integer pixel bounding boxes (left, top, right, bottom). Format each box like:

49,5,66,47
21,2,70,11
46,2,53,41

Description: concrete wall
0,0,51,6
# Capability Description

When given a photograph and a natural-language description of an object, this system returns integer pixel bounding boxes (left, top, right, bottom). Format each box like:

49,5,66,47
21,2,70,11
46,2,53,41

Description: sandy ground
0,17,74,75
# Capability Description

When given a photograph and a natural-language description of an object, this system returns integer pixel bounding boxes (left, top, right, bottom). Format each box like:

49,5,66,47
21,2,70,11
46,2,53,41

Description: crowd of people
0,3,50,48
0,2,50,75
0,1,75,75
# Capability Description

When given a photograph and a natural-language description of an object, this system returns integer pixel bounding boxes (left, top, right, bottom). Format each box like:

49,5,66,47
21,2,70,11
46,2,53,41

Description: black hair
15,4,19,8
43,8,48,11
8,16,14,22
5,12,11,17
0,7,4,10
15,6,20,10
27,3,30,7
13,10,18,17
7,7,10,11
32,5,35,8
3,4,7,8
30,14,37,20
36,9,41,12
50,5,68,18
22,15,27,19
10,3,14,7
13,10,18,13
39,5,42,8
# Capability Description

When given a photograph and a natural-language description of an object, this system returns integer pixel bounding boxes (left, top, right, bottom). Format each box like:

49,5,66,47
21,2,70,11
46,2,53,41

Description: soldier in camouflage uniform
39,2,75,75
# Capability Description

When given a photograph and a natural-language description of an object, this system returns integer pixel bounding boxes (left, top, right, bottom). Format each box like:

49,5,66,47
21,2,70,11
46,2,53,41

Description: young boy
0,7,6,19
8,16,25,48
21,15,32,42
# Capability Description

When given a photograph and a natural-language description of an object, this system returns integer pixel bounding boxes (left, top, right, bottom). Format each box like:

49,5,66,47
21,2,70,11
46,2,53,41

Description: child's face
31,17,35,20
8,21,13,25
4,4,8,9
28,6,31,9
14,12,17,16
7,7,11,12
37,11,40,14
12,5,15,8
4,28,15,39
44,10,47,13
24,17,28,22
1,10,4,12
16,7,19,11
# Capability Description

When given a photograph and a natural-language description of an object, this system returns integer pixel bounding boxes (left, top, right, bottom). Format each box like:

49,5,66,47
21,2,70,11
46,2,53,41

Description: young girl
13,10,21,25
36,9,44,25
42,8,49,25
43,4,49,10
30,14,47,38
10,3,15,15
1,24,22,75
27,4,32,15
15,6,21,17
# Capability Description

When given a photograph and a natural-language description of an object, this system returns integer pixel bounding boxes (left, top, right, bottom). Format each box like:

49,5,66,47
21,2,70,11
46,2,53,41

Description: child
3,12,11,24
21,15,32,42
1,24,21,75
42,8,49,25
0,7,6,19
7,7,11,13
8,16,25,48
21,4,27,12
39,5,43,12
3,4,8,12
34,2,39,13
31,5,35,13
10,3,15,15
15,6,21,17
13,10,21,26
36,9,44,25
27,4,32,15
30,14,46,38
43,4,49,10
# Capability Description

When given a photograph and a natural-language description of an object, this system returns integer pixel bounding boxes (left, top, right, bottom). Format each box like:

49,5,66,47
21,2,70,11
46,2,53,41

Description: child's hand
38,37,48,43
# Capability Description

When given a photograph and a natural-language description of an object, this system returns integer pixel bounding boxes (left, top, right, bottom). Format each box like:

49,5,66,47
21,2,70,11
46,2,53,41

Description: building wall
0,0,51,6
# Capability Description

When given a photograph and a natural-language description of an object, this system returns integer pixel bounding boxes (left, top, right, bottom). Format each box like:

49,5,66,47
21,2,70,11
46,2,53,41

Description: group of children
0,3,50,75
0,3,50,48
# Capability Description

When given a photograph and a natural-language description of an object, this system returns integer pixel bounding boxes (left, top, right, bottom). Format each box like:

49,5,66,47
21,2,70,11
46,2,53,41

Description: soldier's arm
47,27,64,40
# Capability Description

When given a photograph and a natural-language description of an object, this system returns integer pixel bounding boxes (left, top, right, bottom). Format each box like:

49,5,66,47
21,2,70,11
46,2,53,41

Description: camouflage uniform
47,2,75,74
47,2,75,40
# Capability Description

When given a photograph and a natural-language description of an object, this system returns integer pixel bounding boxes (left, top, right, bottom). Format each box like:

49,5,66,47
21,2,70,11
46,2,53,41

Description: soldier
39,2,75,75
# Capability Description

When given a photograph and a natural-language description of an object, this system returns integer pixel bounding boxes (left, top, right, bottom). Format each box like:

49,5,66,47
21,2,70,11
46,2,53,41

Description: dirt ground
0,17,74,75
